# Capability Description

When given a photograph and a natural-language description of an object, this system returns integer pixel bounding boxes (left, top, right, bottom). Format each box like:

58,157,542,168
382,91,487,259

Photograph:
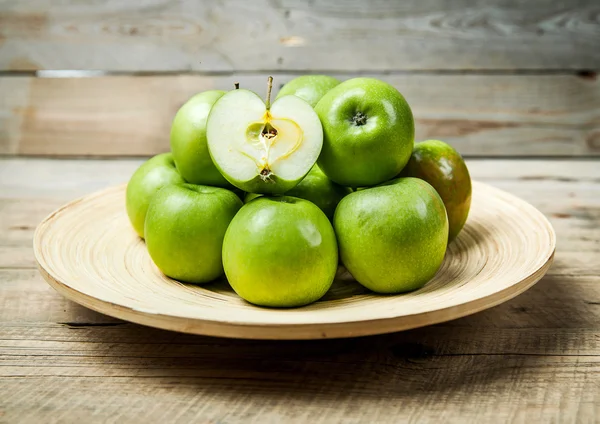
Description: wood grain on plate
2,73,598,157
32,180,555,339
1,0,598,71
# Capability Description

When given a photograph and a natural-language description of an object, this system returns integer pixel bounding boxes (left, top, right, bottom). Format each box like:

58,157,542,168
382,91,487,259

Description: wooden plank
2,320,600,357
3,267,600,331
0,158,598,326
3,158,599,199
1,270,600,421
0,0,599,71
1,73,598,157
0,77,29,155
0,357,597,424
2,158,598,273
0,321,599,423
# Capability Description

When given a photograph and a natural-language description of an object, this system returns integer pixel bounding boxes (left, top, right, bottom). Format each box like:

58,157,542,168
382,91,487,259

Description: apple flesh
315,77,414,187
276,75,341,108
125,153,185,238
222,196,338,307
400,140,472,242
334,177,448,293
144,184,243,283
170,90,232,188
206,83,323,194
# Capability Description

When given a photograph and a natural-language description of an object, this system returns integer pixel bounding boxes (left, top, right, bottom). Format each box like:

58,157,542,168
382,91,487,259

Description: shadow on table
64,260,585,403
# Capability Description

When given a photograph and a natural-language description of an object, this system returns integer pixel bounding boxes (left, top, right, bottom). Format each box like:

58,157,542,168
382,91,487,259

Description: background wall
0,0,599,157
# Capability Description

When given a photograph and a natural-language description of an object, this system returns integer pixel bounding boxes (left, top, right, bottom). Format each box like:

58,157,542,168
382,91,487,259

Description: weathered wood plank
0,78,29,155
3,317,600,356
0,159,598,327
0,326,599,423
3,158,599,199
3,267,600,331
1,158,598,273
1,74,598,157
1,272,600,422
0,0,599,71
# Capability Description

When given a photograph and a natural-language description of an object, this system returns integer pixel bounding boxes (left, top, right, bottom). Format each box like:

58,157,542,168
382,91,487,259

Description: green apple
144,184,243,283
170,90,232,187
334,177,448,293
244,192,262,203
244,165,351,220
287,165,352,220
222,196,338,307
206,78,323,194
315,77,414,187
400,140,472,242
126,153,185,238
276,75,341,108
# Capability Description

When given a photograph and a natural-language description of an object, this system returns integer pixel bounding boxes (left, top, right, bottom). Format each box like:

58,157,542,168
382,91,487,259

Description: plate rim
33,181,556,340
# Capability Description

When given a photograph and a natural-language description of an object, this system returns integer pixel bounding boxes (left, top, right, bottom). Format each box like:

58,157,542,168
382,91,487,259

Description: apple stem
265,76,273,110
234,82,240,89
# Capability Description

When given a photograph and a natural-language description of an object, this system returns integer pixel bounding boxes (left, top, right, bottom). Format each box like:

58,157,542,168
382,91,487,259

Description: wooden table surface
0,158,597,423
1,0,599,422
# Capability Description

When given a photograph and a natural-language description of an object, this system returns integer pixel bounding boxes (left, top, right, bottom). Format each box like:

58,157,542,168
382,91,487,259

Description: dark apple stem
234,82,240,89
265,76,273,109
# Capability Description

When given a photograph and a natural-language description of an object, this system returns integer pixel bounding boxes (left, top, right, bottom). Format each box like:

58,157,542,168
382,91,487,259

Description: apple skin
126,153,185,238
399,140,472,242
286,165,352,220
315,78,414,187
276,75,341,108
222,196,338,307
170,90,232,188
244,192,262,203
144,184,243,283
227,173,303,196
334,177,448,294
244,165,351,220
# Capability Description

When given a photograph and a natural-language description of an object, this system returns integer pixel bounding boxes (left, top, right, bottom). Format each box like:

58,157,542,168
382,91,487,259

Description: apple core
207,77,323,194
244,112,304,183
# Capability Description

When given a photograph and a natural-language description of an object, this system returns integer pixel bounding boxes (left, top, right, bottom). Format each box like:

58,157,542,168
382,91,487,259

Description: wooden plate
34,181,555,340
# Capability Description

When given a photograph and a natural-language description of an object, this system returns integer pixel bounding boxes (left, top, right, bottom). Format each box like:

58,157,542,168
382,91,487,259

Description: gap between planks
0,69,597,77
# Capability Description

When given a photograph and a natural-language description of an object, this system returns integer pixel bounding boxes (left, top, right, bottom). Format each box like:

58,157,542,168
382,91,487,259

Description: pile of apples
126,76,471,308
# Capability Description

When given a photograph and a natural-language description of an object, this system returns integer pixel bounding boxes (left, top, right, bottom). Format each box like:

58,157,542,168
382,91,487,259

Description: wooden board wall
0,0,599,157
1,0,599,71
1,74,598,157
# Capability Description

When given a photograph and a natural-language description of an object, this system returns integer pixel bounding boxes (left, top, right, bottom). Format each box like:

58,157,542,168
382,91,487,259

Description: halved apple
206,78,323,194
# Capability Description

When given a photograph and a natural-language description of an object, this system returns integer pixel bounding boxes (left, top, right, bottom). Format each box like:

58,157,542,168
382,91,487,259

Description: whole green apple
276,75,341,108
222,196,338,307
287,165,352,220
126,153,185,238
315,77,414,187
334,177,448,293
144,184,243,283
243,165,351,220
400,140,471,242
170,90,232,187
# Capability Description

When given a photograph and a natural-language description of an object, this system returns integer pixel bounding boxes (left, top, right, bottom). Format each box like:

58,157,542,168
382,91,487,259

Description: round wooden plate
34,181,555,340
